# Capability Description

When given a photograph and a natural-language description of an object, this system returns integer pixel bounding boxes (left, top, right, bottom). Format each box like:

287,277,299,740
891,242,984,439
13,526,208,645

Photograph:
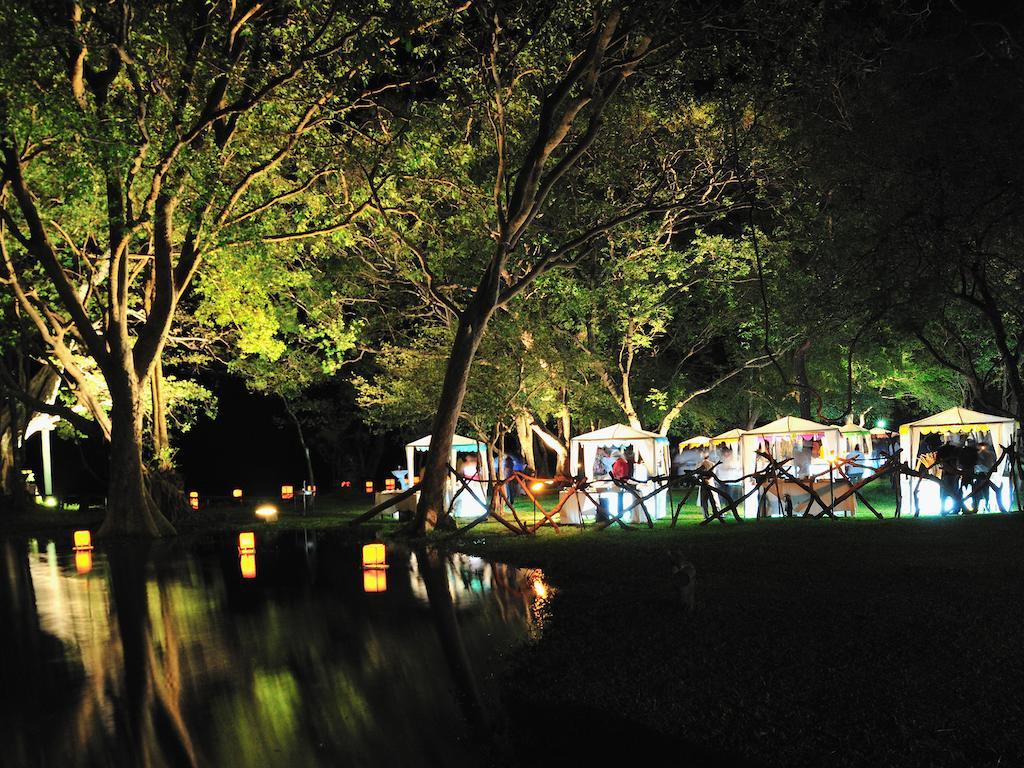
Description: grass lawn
462,511,1024,767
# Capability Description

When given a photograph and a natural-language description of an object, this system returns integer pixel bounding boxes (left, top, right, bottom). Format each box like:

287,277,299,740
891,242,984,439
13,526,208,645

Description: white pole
41,427,53,497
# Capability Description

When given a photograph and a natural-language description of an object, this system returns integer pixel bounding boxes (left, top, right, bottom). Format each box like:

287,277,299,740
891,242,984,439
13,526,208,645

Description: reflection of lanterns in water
363,568,387,593
362,543,386,568
281,485,294,500
73,530,93,550
240,553,256,579
75,550,92,574
238,531,256,553
255,504,278,522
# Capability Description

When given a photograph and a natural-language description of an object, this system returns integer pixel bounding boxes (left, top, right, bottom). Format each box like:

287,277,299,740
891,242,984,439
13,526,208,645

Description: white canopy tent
839,423,873,454
740,416,842,518
899,407,1017,516
405,434,490,518
678,435,711,451
711,428,745,446
562,424,672,523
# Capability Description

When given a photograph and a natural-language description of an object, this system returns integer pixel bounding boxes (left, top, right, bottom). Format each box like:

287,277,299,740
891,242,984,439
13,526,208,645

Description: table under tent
559,424,672,524
898,407,1017,516
740,416,853,518
401,434,491,519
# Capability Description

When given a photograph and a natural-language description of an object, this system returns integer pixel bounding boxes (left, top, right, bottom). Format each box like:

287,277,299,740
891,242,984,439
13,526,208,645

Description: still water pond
0,532,549,767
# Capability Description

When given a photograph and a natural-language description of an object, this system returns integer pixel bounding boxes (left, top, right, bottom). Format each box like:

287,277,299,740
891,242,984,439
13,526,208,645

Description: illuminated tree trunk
793,339,813,419
149,350,171,471
99,372,175,538
514,412,537,472
414,286,497,533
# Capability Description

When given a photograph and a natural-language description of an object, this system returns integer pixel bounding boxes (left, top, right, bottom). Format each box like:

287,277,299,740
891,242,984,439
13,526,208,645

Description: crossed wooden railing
350,446,1022,535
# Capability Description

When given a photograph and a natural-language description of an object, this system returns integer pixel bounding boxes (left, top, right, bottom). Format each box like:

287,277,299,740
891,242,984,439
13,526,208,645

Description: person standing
503,455,517,506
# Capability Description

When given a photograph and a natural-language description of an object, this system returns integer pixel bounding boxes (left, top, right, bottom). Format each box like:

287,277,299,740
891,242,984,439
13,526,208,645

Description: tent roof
712,428,745,442
902,406,1015,429
744,416,838,437
839,423,871,435
406,433,484,449
679,435,711,448
572,423,663,443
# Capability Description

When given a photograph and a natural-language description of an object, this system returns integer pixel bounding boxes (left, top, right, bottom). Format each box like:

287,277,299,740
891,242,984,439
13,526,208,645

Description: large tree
0,1,456,534
361,3,742,531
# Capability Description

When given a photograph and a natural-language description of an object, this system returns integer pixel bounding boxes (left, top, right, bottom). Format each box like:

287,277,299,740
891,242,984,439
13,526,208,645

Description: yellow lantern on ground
238,531,256,553
73,530,93,550
362,542,386,568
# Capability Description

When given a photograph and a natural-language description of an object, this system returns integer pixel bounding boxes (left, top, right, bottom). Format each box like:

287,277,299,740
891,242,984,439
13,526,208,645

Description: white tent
678,435,711,451
838,422,873,454
711,428,745,445
899,407,1017,515
740,416,841,518
563,424,672,523
405,434,490,518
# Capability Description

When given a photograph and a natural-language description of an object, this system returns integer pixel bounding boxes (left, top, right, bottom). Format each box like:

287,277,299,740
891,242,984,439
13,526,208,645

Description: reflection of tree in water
0,536,544,767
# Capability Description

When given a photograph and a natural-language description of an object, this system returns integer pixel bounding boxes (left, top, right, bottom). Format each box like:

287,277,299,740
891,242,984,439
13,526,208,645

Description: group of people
922,436,1000,514
592,446,649,482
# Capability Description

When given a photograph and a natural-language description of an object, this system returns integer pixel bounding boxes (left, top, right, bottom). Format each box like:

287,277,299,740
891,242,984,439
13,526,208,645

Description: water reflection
0,533,547,767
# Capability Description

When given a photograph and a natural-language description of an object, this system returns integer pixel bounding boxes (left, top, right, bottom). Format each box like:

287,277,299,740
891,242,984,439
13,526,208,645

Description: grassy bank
464,512,1024,768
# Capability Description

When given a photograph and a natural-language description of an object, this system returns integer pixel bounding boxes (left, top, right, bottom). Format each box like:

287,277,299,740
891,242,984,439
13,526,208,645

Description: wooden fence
351,447,1022,536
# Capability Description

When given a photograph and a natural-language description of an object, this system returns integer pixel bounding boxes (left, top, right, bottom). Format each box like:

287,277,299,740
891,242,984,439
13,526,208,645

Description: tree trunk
414,303,492,533
793,339,813,419
515,411,537,472
99,373,175,537
150,357,172,471
281,396,316,488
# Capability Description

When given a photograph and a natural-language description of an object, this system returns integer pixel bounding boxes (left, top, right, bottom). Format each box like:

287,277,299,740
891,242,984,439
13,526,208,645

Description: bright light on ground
255,504,279,522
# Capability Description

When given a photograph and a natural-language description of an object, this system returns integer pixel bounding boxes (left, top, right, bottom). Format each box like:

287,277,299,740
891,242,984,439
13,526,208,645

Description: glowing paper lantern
238,531,256,553
73,530,92,550
281,485,294,500
531,482,545,492
362,543,386,568
75,550,92,575
363,569,387,593
240,553,256,579
385,478,396,491
232,488,243,499
365,480,374,494
340,480,351,489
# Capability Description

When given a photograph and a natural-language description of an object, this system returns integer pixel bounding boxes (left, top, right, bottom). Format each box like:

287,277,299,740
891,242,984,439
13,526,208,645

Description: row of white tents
395,406,1017,521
